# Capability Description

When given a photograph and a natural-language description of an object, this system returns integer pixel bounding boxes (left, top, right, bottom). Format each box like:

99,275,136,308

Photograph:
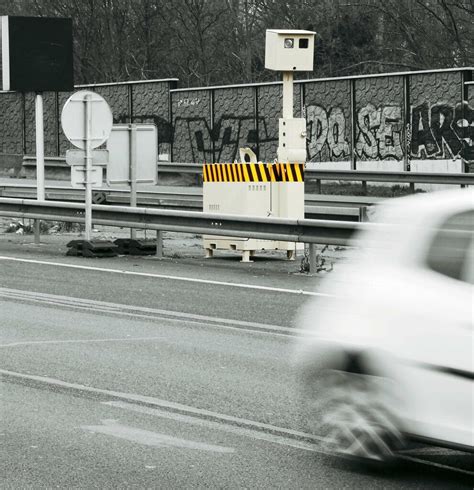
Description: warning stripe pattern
203,163,304,182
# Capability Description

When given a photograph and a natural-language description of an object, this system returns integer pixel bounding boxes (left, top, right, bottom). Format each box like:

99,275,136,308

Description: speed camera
265,29,315,72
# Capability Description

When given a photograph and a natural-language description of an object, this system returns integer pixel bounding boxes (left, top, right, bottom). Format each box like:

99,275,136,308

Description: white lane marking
81,419,234,453
105,401,321,453
0,287,303,337
0,255,329,297
0,336,165,348
0,369,322,445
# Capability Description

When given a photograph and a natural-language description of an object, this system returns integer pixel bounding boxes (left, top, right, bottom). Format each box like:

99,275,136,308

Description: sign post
106,123,158,241
34,92,45,243
61,90,113,241
84,93,93,240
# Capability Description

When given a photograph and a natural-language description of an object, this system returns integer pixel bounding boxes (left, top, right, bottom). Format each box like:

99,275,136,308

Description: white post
282,71,294,119
34,92,45,244
129,124,137,240
84,94,93,241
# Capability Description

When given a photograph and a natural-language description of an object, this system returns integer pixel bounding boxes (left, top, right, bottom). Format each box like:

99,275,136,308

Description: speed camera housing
265,29,315,72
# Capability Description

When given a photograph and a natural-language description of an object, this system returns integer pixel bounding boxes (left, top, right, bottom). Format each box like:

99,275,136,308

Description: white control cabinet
278,117,307,163
203,178,304,262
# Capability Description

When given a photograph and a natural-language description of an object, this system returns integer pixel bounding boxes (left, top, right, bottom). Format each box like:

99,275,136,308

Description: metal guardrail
0,198,359,246
0,184,370,221
0,184,202,204
304,169,474,185
159,162,204,174
0,183,379,205
19,156,474,185
157,163,474,185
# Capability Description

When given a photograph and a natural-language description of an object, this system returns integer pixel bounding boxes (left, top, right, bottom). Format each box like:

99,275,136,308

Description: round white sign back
61,90,113,150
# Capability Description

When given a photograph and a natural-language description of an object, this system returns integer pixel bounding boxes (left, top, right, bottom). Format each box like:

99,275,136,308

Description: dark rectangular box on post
1,16,73,92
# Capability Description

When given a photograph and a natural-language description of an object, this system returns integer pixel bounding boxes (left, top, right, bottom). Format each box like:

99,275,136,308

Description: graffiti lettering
356,103,378,159
118,102,474,163
177,97,201,107
328,107,350,158
455,102,474,161
306,105,350,161
306,105,328,157
355,104,403,160
172,115,272,162
411,101,474,159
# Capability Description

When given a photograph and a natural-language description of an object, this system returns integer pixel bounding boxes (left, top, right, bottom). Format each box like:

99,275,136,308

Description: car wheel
311,370,405,463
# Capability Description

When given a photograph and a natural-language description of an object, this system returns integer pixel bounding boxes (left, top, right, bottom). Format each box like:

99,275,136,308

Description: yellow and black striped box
203,163,304,183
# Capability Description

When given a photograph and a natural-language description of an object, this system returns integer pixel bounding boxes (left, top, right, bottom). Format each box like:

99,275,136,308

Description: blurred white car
295,189,473,462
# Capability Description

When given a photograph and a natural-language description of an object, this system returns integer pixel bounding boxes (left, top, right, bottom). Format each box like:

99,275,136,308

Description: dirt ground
0,215,351,275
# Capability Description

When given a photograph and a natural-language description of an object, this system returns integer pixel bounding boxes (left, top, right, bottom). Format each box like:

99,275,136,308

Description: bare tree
5,0,473,85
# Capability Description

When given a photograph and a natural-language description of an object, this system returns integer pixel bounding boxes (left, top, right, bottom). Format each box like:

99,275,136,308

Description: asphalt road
1,241,473,488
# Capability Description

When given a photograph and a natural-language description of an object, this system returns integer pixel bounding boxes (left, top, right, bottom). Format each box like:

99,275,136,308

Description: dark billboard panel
1,16,73,92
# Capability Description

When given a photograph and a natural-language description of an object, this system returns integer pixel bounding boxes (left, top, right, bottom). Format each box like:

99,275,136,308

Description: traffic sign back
61,90,113,150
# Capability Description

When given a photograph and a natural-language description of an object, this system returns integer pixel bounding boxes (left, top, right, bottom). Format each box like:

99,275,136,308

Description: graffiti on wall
355,104,403,160
411,101,474,160
305,103,404,162
3,72,473,165
305,101,473,162
172,115,276,162
306,105,350,161
117,112,274,162
75,100,474,163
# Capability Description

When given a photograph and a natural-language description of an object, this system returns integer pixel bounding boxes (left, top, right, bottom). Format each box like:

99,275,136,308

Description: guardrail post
308,243,317,273
34,220,41,244
156,230,163,258
362,180,367,195
315,179,321,194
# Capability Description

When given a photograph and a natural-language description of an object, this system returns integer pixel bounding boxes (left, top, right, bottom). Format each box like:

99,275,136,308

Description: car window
425,210,474,284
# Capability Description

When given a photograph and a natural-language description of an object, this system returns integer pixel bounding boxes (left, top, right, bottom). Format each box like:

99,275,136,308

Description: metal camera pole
282,70,315,269
282,71,293,119
129,123,137,240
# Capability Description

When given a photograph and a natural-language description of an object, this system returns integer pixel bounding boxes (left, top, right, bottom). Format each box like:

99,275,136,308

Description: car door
394,209,473,448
